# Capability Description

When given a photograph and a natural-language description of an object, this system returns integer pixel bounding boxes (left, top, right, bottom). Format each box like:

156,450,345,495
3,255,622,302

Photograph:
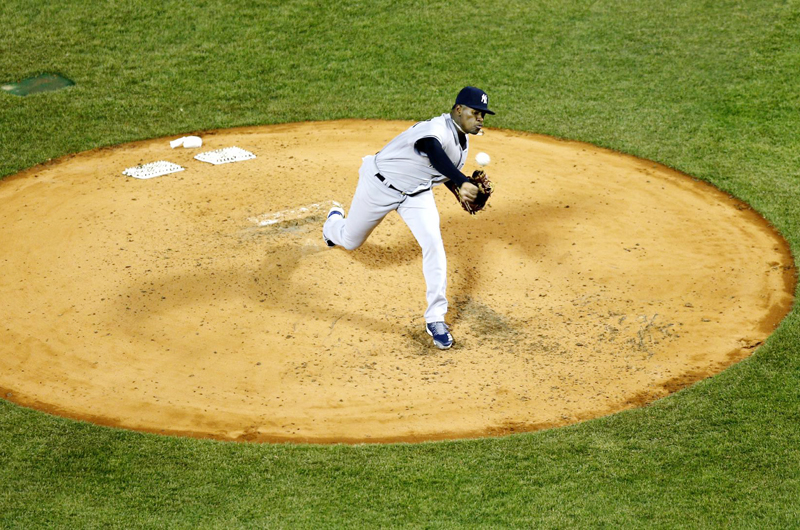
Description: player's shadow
114,240,405,346
346,235,421,270
323,199,573,325
115,198,574,344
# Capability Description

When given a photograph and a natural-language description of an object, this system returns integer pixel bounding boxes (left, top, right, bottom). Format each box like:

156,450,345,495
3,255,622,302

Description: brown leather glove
446,170,494,215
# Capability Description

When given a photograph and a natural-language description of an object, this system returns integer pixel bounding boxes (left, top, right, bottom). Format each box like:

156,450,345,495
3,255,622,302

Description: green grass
2,0,799,526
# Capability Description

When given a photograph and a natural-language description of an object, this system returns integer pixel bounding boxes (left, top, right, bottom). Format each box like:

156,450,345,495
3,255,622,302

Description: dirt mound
0,120,793,443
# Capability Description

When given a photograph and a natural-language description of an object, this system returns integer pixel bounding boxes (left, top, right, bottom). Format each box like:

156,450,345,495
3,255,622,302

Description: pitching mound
0,120,794,443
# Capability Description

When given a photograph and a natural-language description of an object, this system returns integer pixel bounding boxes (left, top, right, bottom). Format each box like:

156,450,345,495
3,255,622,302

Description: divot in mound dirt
0,120,794,443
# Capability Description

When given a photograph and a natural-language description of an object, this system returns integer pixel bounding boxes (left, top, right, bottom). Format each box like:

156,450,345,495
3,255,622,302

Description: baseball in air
475,152,491,167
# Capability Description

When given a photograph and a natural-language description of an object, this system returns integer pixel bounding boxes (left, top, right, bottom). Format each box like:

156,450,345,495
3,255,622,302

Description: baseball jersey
374,113,468,195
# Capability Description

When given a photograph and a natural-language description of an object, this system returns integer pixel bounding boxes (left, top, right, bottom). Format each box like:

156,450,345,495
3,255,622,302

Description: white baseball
475,152,491,167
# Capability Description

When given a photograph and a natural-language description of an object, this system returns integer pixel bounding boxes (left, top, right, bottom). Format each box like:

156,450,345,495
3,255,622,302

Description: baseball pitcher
323,86,495,349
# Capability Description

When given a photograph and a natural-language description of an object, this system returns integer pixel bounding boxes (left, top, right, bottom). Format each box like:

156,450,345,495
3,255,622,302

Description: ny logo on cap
481,94,488,104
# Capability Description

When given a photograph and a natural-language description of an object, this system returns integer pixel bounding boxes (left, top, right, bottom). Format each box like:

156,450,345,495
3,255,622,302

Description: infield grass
1,0,799,527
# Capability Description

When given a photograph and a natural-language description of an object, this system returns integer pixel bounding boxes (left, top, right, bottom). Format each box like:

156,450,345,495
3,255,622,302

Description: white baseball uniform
323,112,468,323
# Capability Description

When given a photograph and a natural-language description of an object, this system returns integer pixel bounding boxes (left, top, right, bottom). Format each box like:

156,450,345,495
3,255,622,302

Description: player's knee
339,227,370,250
341,238,364,251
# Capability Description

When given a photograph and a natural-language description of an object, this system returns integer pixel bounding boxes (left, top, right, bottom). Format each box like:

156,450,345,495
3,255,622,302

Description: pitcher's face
453,105,486,135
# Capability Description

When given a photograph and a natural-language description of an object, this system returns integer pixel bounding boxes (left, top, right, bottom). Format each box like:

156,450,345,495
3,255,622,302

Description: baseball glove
446,169,494,215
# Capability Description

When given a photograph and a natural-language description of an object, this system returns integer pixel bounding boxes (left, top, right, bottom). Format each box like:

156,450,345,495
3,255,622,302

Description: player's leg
324,162,399,250
397,191,448,324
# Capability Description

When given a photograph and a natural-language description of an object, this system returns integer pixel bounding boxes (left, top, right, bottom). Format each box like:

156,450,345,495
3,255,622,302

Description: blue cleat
426,321,454,350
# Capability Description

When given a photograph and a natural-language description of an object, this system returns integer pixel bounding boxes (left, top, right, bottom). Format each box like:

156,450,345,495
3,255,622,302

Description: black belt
375,173,430,197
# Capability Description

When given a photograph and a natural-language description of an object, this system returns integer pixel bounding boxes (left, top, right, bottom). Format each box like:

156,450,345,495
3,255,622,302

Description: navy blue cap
454,86,495,115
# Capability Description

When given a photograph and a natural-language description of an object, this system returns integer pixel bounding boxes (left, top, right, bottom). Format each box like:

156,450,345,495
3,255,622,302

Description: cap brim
465,105,495,115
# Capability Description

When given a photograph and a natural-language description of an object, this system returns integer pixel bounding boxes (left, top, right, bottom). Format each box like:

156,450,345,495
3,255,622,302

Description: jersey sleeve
415,137,469,186
406,118,451,153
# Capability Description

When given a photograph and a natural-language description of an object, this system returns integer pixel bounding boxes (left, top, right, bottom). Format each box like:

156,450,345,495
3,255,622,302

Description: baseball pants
323,157,448,323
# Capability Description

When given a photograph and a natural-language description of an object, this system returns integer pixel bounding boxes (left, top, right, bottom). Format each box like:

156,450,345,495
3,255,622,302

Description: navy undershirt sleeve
415,137,469,187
